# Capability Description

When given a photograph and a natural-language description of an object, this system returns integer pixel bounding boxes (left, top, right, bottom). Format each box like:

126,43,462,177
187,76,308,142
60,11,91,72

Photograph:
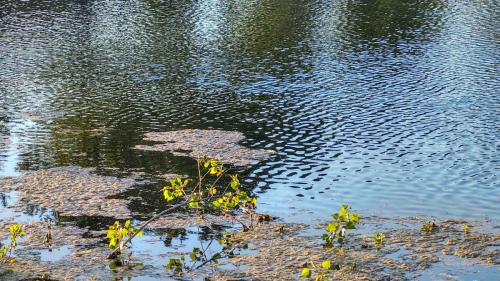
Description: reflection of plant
322,204,360,247
300,260,340,280
165,232,237,275
165,257,184,274
0,224,26,263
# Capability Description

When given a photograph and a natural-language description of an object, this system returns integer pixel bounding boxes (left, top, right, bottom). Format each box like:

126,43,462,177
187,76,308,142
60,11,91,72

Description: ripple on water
0,0,498,223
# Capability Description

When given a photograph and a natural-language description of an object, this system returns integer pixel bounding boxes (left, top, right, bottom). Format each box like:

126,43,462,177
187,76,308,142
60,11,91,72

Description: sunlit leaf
300,267,311,278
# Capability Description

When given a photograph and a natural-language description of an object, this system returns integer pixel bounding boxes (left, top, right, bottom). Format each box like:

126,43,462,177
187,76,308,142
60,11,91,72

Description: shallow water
0,0,498,226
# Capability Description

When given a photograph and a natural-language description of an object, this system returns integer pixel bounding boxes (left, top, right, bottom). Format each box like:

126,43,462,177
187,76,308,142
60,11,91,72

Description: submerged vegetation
0,158,498,280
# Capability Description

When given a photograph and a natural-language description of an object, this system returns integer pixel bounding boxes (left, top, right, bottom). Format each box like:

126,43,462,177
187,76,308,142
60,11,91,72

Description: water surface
0,0,498,224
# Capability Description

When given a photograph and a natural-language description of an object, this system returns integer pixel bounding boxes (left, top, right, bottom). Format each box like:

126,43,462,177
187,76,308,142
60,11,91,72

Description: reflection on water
0,0,498,223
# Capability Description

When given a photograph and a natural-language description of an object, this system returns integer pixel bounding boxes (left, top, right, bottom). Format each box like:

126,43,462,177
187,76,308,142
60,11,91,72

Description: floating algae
134,129,272,166
0,167,141,218
0,220,108,280
214,218,500,281
0,212,498,280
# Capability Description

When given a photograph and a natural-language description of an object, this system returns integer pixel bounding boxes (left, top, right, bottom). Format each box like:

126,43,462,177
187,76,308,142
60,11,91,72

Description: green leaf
322,260,332,270
339,205,349,221
300,267,311,278
350,212,360,223
326,222,337,233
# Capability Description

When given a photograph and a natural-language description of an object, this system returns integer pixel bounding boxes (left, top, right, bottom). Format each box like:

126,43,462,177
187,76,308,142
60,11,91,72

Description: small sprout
278,224,285,235
0,245,11,260
299,261,339,280
463,223,472,232
8,224,26,249
322,204,360,247
374,232,385,249
420,220,437,233
44,223,53,249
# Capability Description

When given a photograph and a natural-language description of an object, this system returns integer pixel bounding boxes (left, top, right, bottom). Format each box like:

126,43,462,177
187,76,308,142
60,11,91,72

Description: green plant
374,232,385,249
0,224,26,263
107,157,260,273
322,204,360,247
300,260,340,280
463,223,471,233
106,220,142,254
420,220,437,233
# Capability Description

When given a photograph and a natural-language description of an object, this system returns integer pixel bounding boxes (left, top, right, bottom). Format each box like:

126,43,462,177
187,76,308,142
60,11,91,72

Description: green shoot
322,204,360,247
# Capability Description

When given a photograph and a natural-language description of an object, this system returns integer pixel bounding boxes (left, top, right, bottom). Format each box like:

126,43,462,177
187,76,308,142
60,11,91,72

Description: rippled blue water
0,0,498,223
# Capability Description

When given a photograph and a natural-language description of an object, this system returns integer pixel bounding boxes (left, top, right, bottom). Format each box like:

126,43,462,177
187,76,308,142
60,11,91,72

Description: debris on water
215,218,500,280
0,220,108,280
0,214,498,280
0,167,141,218
134,129,272,166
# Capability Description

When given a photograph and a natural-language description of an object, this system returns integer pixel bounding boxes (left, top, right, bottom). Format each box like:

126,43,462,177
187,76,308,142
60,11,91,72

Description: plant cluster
106,157,259,275
420,220,437,233
0,224,26,263
106,220,143,255
322,204,360,247
374,232,385,249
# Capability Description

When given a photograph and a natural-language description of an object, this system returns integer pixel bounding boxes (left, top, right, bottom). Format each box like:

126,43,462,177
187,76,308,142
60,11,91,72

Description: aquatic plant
106,220,142,258
162,158,259,274
374,232,385,249
322,204,360,247
463,223,471,233
0,224,26,263
420,220,437,233
107,157,259,273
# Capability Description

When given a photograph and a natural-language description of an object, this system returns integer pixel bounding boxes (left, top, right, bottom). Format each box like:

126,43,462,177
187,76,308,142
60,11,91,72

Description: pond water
0,0,498,227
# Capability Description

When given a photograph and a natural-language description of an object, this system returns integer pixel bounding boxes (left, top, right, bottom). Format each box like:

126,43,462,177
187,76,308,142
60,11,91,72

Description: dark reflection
162,228,187,247
336,0,446,52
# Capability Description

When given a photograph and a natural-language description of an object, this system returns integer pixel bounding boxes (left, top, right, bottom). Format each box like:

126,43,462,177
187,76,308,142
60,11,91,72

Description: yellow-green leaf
300,267,311,278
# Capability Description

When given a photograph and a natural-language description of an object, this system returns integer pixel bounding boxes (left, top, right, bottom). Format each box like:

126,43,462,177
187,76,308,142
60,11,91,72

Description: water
0,0,499,226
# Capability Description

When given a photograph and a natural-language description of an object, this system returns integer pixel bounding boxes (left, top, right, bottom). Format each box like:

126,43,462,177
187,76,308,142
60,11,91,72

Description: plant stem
107,199,190,259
